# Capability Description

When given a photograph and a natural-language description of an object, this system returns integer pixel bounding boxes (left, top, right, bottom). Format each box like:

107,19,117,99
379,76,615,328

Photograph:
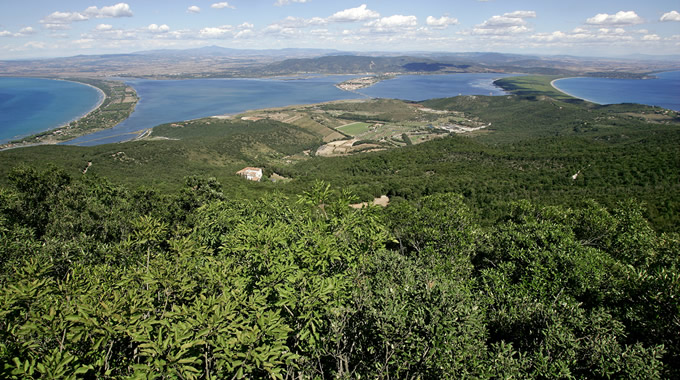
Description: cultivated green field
336,121,372,135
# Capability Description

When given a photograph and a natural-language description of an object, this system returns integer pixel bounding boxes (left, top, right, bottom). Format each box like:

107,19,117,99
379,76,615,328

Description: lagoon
66,73,517,146
0,78,103,144
553,71,680,111
358,73,514,100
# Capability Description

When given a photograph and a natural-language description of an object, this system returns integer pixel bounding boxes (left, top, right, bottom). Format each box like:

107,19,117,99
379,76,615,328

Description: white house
236,167,263,182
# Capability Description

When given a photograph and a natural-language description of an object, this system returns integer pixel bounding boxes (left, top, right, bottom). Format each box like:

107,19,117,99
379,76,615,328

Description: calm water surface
359,73,515,100
67,74,517,146
0,78,102,144
553,71,680,111
5,72,678,147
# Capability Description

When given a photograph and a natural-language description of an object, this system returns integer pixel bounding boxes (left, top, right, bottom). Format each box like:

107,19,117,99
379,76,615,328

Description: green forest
1,82,679,378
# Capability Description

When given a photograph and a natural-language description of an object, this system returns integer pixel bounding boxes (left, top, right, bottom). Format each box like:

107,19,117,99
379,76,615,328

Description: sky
1,1,679,59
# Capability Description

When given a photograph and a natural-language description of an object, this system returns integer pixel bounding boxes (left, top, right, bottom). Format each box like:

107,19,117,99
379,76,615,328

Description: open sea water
0,78,102,144
4,72,677,146
553,71,680,111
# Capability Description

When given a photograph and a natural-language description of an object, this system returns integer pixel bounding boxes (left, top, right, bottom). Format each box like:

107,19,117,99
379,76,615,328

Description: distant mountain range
132,45,341,58
1,46,678,79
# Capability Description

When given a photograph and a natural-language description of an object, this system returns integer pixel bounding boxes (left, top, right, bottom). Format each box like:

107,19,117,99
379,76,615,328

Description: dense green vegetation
0,168,678,378
1,86,678,377
0,118,322,194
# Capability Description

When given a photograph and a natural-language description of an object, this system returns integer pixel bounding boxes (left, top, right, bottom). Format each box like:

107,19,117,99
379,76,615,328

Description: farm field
337,122,371,135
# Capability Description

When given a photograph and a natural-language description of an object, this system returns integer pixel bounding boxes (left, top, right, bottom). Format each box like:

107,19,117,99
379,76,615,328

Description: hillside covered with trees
1,87,679,378
1,168,678,378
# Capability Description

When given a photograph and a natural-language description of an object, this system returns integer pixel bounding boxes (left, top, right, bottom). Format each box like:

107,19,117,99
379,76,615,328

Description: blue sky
1,1,679,58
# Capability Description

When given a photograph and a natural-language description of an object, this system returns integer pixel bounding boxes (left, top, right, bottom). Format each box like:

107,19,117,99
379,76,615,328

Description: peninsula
335,74,397,92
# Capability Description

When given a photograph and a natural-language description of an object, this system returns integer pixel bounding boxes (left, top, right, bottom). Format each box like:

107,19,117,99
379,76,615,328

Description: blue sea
553,71,680,111
0,78,102,144
8,71,676,147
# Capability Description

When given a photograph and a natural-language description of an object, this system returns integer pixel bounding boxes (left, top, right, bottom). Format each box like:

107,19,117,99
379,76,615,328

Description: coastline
59,79,107,133
550,77,601,105
0,79,106,148
0,79,138,150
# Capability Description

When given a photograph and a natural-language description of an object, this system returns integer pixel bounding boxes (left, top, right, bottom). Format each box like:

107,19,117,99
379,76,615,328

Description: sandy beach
0,79,139,150
56,79,107,131
550,78,600,104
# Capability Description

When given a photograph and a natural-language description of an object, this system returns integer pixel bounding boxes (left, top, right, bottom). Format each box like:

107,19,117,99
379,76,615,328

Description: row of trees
1,168,678,378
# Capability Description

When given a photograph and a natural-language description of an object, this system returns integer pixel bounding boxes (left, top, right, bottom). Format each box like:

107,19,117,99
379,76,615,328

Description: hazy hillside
2,48,678,78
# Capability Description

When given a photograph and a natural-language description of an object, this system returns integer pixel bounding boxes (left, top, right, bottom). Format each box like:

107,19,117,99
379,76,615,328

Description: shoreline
0,78,106,147
59,79,107,134
549,77,601,105
1,79,138,150
0,79,106,148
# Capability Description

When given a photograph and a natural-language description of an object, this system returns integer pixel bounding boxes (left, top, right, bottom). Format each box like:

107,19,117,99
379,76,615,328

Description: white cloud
187,6,201,14
40,3,132,29
199,25,233,38
264,16,326,35
328,4,380,22
481,15,528,28
598,28,626,35
642,34,661,41
234,29,254,39
18,27,37,35
426,16,458,28
530,28,635,44
84,3,133,18
473,10,535,35
83,28,138,40
41,11,88,26
148,24,170,33
96,24,114,31
275,0,310,6
0,27,39,37
238,22,255,29
74,38,95,46
474,25,530,35
365,15,418,30
42,23,73,31
503,11,537,19
660,11,680,22
211,2,235,9
264,4,381,37
586,11,643,26
24,41,46,49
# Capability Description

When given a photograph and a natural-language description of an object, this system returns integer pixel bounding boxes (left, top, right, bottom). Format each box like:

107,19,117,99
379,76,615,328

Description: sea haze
0,78,102,144
66,74,517,146
553,71,680,111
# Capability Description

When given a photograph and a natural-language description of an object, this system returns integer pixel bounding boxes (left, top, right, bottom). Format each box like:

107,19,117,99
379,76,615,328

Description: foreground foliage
1,168,678,378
